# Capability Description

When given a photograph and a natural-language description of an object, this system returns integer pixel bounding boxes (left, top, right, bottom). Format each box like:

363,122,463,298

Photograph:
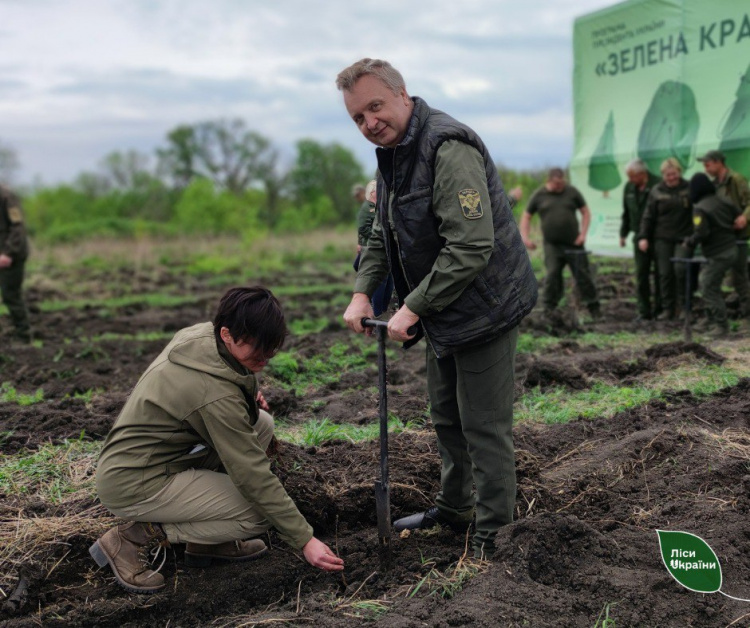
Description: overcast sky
0,0,616,185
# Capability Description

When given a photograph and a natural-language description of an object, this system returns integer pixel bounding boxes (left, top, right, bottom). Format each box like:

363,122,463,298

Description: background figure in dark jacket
619,159,661,321
684,173,741,337
0,185,31,343
638,158,693,320
353,180,394,316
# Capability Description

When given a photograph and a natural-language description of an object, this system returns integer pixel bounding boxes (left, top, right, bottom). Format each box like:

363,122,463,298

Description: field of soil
2,257,750,627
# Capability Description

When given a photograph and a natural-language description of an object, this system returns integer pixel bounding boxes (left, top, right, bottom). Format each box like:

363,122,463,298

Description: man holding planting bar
91,286,343,594
337,58,537,559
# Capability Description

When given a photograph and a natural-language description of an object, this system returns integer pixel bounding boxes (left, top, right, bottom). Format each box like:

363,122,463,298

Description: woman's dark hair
213,286,287,357
689,172,715,204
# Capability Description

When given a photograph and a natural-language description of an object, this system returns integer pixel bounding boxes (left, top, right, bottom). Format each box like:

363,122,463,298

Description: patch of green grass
0,436,101,503
267,339,377,392
516,383,658,424
64,389,102,404
287,316,330,336
407,556,489,600
516,364,742,425
36,293,199,313
333,598,391,620
0,382,45,406
593,602,618,627
88,331,175,342
276,416,419,446
516,329,684,355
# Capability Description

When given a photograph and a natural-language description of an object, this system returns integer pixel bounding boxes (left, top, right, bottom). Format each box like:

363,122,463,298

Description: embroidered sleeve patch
458,189,483,219
7,206,23,224
693,215,702,226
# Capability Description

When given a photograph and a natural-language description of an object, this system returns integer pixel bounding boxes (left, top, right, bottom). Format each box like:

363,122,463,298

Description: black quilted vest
375,97,537,357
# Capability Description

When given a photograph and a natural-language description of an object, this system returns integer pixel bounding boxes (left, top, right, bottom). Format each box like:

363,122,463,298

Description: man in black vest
337,58,537,558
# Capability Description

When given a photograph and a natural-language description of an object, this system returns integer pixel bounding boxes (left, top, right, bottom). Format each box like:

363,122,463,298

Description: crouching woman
90,286,344,593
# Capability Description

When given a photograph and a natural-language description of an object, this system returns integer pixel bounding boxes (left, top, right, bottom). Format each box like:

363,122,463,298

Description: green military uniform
639,179,693,318
525,184,600,314
96,322,314,549
0,186,30,342
714,169,750,317
620,173,662,319
356,140,519,556
357,199,376,246
685,196,741,332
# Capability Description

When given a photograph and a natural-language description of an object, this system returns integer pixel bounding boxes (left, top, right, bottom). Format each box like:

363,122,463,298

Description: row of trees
3,120,547,243
5,119,368,241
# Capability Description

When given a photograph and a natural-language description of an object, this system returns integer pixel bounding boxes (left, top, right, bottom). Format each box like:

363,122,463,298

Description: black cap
697,150,725,163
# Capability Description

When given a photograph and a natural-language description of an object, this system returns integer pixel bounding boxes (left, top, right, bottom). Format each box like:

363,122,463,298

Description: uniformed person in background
619,159,662,322
520,168,602,321
698,149,750,319
354,180,394,316
337,58,537,559
683,173,741,338
0,185,31,344
637,158,693,321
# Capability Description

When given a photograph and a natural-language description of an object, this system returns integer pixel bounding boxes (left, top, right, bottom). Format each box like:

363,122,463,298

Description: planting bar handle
361,318,418,337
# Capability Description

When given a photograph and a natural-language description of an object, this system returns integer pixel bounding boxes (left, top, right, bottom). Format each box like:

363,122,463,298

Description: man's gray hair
625,159,648,174
336,58,406,94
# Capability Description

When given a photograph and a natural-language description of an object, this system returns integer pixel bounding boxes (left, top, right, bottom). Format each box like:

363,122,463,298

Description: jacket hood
166,322,256,389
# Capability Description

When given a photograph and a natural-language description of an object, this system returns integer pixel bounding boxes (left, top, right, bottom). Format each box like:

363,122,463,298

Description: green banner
571,0,750,255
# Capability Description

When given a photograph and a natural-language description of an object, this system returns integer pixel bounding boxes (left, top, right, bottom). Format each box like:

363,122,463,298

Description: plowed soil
2,264,750,627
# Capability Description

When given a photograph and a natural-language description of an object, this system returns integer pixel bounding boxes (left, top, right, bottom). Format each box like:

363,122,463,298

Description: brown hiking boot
184,539,267,567
89,521,169,594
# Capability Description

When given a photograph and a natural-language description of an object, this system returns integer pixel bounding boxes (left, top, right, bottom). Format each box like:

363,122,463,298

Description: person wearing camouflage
337,58,537,559
0,185,31,343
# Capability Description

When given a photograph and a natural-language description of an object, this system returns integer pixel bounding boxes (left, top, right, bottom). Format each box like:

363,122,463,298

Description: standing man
519,169,601,320
698,150,750,319
619,159,662,322
0,185,31,344
337,58,537,559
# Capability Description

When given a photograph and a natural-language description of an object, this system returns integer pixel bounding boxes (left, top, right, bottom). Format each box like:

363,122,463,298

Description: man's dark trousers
542,242,599,311
426,326,518,557
633,242,661,318
701,247,737,330
654,240,692,316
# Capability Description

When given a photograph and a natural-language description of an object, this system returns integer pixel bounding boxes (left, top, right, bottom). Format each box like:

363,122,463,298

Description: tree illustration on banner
718,63,750,178
656,530,750,602
588,111,621,198
637,81,700,174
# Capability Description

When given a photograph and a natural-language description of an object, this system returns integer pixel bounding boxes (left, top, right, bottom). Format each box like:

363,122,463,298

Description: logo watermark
657,530,749,601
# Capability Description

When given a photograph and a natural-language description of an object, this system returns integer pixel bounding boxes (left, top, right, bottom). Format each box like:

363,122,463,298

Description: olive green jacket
0,186,29,262
620,173,660,240
714,169,750,239
96,322,313,549
357,200,376,246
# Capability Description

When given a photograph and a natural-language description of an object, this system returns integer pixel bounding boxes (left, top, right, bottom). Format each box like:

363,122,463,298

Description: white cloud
0,0,615,183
